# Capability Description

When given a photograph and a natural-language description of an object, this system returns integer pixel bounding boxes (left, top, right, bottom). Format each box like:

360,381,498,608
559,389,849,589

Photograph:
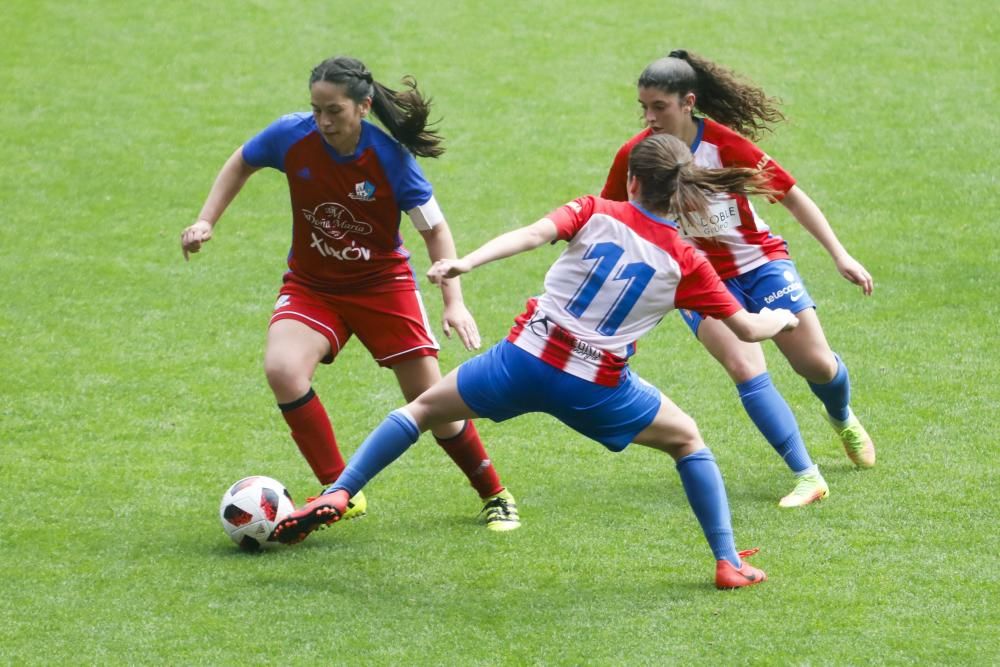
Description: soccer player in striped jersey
275,133,800,589
602,51,875,508
180,56,518,531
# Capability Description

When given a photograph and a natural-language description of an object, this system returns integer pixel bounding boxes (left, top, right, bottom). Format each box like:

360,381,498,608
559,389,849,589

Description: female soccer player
180,56,518,531
601,50,875,508
275,133,800,589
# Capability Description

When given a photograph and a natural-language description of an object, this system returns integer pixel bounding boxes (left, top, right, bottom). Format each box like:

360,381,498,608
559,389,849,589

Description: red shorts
269,280,440,367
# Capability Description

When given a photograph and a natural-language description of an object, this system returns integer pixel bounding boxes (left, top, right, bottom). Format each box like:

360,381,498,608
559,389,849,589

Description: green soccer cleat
479,488,520,532
341,490,367,520
779,470,830,508
827,409,876,468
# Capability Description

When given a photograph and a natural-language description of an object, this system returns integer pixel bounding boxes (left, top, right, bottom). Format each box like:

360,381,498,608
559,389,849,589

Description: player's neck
679,118,699,147
326,128,363,157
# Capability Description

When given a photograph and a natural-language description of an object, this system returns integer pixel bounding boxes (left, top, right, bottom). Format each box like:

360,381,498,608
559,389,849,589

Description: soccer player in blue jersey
275,133,802,589
180,56,518,531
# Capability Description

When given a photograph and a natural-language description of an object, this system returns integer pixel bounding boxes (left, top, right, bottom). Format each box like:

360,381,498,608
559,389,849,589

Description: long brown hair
638,50,785,140
628,134,776,230
309,56,444,158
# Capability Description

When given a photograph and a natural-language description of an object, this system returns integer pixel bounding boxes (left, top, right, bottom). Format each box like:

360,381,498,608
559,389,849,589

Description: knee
673,414,704,457
657,413,704,460
263,354,312,398
793,352,838,384
723,356,767,384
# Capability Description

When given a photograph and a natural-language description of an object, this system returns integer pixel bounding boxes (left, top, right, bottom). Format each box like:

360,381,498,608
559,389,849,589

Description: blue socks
676,449,740,567
330,409,421,497
808,354,851,423
737,372,813,473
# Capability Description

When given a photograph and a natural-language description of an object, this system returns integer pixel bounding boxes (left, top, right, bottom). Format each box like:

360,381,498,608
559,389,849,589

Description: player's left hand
835,254,873,296
442,302,481,350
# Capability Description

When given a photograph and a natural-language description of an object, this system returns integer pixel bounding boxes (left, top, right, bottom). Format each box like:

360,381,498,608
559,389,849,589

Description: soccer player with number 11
276,133,799,589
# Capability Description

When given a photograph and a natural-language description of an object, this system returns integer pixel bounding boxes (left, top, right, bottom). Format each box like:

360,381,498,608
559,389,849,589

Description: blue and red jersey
242,114,434,293
601,119,797,280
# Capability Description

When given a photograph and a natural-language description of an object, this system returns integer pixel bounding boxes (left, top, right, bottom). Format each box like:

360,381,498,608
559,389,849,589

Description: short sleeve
241,114,306,171
600,142,631,201
719,137,796,199
674,254,742,319
365,128,435,212
546,196,598,241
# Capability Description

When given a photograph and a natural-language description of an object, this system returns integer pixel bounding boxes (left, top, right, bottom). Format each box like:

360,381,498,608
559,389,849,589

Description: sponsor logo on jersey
309,233,372,261
550,326,603,362
686,200,738,238
274,294,292,310
763,270,804,305
524,309,601,362
348,180,376,202
302,202,374,240
755,153,772,171
526,312,553,336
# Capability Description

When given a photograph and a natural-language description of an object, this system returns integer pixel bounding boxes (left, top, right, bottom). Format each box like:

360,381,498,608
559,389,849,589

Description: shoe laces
480,495,516,520
841,424,867,449
790,473,822,495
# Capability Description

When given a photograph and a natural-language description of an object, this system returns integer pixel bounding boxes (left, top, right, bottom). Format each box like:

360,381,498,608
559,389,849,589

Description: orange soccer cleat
272,491,350,545
715,548,768,589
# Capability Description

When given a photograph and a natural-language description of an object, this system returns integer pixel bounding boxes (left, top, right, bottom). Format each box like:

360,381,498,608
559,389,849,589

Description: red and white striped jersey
507,196,741,386
601,119,796,280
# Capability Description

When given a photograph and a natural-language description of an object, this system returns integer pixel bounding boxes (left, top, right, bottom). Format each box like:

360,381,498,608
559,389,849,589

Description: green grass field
2,1,997,664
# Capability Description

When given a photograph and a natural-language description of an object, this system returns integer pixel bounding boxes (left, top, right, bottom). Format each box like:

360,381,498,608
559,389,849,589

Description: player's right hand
427,258,472,284
761,307,799,332
181,220,214,261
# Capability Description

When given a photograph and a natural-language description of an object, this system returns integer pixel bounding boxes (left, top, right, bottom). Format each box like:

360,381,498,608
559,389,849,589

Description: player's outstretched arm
722,307,799,342
781,186,873,295
427,218,559,284
181,147,259,260
419,220,481,350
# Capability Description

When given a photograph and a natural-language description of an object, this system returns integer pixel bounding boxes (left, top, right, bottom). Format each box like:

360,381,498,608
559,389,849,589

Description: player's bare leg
265,319,364,516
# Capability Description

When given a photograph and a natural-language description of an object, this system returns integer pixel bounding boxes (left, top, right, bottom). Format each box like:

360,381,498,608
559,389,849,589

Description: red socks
278,389,345,486
281,390,501,499
434,420,503,499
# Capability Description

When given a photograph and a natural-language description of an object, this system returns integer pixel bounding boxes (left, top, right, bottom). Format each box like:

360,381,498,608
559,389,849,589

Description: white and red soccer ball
219,476,295,550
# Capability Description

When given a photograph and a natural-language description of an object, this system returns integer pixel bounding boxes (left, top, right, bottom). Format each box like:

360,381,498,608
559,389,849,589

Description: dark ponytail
310,56,444,158
627,134,776,230
639,50,785,140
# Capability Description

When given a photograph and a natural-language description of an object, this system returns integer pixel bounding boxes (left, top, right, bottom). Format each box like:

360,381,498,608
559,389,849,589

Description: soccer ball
219,476,295,551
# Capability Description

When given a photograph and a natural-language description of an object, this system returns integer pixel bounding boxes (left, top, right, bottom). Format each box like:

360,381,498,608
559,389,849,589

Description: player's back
540,198,696,351
507,197,729,386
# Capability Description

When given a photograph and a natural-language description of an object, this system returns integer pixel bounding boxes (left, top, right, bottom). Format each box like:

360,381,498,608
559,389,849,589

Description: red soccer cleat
715,548,768,589
272,492,347,545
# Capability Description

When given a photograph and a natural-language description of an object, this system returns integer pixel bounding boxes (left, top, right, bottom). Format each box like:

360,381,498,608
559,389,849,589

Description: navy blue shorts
679,259,815,335
456,340,661,452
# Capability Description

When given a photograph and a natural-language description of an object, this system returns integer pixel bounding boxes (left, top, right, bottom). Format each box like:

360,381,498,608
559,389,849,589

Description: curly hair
638,50,785,140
